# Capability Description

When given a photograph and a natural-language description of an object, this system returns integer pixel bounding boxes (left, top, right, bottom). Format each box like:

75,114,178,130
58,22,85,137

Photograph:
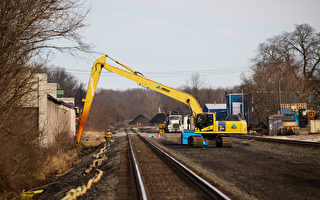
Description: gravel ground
261,134,320,142
146,133,320,200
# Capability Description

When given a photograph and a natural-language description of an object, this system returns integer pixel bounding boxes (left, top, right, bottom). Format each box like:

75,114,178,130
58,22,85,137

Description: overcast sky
50,0,320,90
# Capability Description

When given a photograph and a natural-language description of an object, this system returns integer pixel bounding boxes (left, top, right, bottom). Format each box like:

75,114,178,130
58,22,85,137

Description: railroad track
231,134,320,147
130,128,138,133
126,129,231,200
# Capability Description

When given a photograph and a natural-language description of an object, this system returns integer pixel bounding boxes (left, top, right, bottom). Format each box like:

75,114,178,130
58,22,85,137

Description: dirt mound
129,115,148,125
149,113,166,124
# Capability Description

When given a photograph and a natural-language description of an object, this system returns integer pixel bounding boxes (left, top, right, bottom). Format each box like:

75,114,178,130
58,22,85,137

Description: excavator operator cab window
195,114,213,130
283,113,296,122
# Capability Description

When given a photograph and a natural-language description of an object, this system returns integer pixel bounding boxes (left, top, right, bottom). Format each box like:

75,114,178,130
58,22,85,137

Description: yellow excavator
77,55,247,147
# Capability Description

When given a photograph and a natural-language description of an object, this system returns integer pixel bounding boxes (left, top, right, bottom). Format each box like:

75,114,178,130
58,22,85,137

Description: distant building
226,93,243,116
226,93,250,123
203,104,227,121
23,73,76,146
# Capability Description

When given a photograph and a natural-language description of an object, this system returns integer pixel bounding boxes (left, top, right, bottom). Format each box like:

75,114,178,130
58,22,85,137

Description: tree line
85,85,230,130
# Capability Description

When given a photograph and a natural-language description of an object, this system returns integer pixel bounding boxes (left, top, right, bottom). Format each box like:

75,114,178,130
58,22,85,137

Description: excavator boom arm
77,55,202,143
76,56,105,143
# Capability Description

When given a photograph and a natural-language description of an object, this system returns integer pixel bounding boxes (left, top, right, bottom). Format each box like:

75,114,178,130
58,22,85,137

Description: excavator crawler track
216,136,232,148
192,136,204,147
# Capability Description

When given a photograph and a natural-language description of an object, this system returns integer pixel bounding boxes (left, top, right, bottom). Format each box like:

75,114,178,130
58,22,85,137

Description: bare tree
0,0,89,113
0,0,90,196
184,73,204,100
242,24,320,125
145,91,161,118
289,24,320,88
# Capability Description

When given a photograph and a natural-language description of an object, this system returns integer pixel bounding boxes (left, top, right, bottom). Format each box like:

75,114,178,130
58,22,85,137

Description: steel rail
127,134,148,200
231,135,320,147
137,134,231,200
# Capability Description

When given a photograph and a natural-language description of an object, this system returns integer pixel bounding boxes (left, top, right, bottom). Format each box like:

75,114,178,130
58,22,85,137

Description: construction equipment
77,55,247,147
165,112,183,133
159,123,165,133
280,103,317,135
183,115,191,130
281,111,299,134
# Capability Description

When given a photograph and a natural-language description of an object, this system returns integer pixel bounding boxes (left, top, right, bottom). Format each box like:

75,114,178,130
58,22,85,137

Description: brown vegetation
0,0,89,198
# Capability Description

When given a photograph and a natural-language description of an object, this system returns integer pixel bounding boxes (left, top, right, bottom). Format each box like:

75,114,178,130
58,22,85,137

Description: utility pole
242,89,244,118
278,80,281,114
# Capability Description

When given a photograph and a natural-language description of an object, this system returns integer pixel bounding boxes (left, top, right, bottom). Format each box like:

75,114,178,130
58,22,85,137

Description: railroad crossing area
35,128,320,200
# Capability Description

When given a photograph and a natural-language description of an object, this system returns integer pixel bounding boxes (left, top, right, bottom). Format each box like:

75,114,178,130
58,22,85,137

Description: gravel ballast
147,133,320,200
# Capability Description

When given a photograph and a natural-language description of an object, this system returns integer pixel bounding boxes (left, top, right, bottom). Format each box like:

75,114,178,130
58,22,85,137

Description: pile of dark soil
149,113,166,124
128,115,148,125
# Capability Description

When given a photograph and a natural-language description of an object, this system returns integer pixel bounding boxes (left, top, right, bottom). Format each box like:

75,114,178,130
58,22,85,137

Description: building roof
47,94,76,110
204,103,226,110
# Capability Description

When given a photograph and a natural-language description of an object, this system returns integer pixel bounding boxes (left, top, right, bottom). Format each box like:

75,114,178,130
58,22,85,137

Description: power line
65,70,247,78
63,66,248,73
62,66,249,78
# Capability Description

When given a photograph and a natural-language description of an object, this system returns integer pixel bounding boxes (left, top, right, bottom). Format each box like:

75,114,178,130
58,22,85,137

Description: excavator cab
195,113,214,130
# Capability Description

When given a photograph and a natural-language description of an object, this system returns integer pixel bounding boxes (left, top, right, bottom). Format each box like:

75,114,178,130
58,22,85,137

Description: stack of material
149,113,166,124
268,115,283,135
129,115,148,125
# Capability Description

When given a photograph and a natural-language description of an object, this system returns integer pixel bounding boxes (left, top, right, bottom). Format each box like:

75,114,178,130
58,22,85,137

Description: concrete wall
46,99,76,144
23,73,76,146
23,73,48,135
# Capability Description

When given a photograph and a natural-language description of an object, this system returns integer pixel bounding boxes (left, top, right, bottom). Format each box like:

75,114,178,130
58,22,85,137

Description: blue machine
281,109,300,127
181,130,208,146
